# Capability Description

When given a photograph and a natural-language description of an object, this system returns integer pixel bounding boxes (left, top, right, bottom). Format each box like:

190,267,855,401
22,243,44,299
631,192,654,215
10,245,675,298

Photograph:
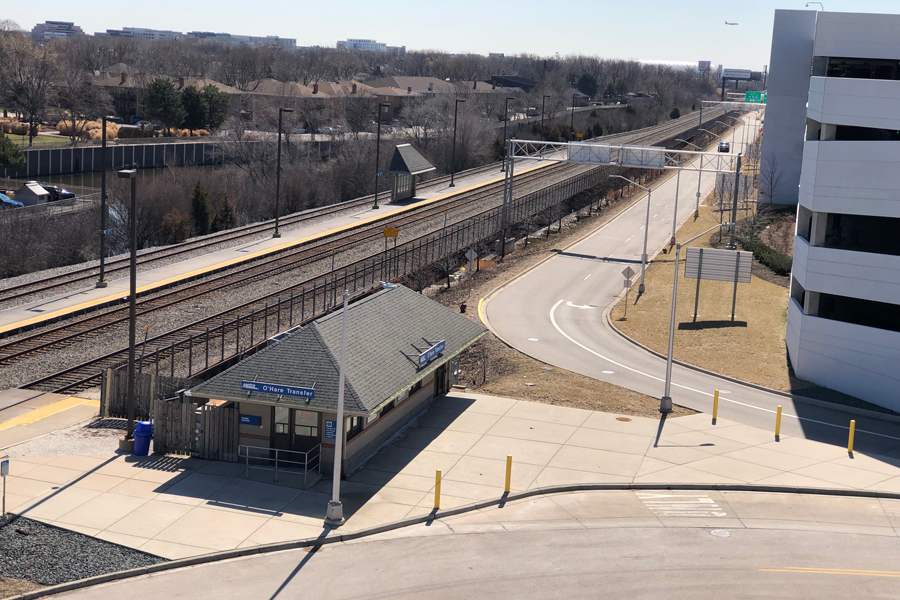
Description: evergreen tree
0,133,25,170
211,200,238,232
670,107,681,119
201,85,232,131
576,73,599,98
142,79,186,136
190,180,213,236
181,85,207,135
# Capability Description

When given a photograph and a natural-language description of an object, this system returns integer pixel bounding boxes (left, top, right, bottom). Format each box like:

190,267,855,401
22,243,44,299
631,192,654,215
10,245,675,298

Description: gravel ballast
0,515,166,587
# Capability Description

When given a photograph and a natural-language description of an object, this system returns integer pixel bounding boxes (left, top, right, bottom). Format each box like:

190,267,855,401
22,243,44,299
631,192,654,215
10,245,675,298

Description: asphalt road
484,115,900,454
61,527,900,599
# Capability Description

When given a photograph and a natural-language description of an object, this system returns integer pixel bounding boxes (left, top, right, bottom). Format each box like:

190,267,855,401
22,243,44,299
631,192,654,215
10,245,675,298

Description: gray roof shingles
187,286,485,414
389,144,435,176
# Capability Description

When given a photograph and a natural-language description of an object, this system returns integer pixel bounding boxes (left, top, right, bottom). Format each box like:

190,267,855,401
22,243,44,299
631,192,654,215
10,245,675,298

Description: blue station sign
241,380,315,399
417,340,446,368
239,414,261,426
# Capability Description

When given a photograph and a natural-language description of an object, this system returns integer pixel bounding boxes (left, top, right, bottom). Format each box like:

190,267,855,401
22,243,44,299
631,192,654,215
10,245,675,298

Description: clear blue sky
9,1,900,69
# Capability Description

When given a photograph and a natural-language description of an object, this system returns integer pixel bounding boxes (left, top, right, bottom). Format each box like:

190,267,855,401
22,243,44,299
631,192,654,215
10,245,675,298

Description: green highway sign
744,91,767,104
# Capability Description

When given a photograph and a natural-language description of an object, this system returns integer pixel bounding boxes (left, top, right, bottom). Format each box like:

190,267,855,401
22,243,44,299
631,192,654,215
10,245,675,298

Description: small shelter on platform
185,284,486,476
389,144,435,202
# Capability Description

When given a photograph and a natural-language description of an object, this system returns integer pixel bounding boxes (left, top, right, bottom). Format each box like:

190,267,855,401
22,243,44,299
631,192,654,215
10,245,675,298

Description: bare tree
758,154,783,207
3,37,57,145
55,51,112,145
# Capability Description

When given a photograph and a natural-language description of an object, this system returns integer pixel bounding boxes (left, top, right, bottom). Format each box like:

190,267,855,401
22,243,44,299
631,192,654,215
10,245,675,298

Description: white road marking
625,237,633,242
602,370,614,374
548,300,900,441
566,301,596,310
637,493,727,517
528,338,540,341
583,274,592,281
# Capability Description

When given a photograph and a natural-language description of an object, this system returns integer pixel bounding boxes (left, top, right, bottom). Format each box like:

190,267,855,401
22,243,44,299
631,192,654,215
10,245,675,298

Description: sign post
465,248,478,274
1,456,8,517
621,266,635,320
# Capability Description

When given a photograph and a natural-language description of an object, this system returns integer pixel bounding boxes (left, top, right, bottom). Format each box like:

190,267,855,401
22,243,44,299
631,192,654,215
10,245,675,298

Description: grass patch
615,205,793,391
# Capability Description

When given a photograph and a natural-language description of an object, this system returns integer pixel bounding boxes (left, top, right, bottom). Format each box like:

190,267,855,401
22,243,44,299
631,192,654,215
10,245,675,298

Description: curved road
484,115,900,455
62,527,900,598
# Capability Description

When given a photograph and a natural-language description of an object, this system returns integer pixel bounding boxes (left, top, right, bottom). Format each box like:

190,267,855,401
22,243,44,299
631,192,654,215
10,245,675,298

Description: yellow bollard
505,455,513,493
848,420,856,454
712,390,720,424
775,405,782,439
434,469,441,510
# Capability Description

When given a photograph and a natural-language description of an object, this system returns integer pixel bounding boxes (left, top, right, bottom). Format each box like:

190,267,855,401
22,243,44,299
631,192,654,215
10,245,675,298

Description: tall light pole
540,95,550,141
117,169,138,439
373,102,390,208
325,289,350,527
449,98,465,187
570,93,576,132
677,138,704,218
501,96,514,172
610,175,652,293
728,153,743,249
273,107,293,238
97,116,109,288
660,222,733,413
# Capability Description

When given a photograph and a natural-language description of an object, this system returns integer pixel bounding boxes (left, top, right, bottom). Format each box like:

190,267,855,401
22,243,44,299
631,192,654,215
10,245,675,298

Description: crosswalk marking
636,492,728,517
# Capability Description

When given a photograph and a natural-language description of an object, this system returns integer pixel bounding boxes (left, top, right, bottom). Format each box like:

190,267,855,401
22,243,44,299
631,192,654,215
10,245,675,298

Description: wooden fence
101,367,196,420
152,397,195,456
197,403,239,462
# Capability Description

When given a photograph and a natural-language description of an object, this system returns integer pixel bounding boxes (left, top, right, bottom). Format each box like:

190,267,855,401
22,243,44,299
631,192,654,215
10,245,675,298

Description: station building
185,285,486,475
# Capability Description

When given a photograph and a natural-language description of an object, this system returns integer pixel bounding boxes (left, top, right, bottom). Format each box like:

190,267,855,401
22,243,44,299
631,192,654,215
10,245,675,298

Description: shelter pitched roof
389,144,435,176
186,285,485,414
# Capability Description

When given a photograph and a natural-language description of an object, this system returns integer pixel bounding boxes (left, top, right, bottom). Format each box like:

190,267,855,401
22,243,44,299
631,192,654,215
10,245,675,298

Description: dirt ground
424,183,695,419
614,204,794,391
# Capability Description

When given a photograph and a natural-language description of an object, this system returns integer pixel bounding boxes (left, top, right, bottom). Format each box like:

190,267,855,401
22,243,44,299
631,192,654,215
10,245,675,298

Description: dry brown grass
0,577,43,598
614,205,793,391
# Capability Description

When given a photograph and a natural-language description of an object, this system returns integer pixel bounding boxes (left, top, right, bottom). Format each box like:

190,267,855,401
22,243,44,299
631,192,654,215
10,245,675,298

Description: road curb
603,308,900,424
10,482,900,600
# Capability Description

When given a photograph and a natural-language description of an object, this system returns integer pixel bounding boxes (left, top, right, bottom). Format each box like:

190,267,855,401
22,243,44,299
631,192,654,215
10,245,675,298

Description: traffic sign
622,266,636,281
465,249,478,261
623,278,633,290
325,420,337,440
744,91,766,104
383,227,398,238
0,458,7,477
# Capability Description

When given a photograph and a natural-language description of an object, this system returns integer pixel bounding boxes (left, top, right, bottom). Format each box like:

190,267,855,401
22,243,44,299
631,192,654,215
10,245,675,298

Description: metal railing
239,444,321,486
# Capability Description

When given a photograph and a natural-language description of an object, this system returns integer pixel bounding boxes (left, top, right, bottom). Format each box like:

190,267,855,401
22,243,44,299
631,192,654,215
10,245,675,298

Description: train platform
0,158,550,336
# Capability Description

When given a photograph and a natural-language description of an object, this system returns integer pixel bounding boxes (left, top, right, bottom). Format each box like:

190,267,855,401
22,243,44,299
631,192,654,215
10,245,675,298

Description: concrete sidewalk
0,388,99,450
5,391,900,559
0,158,548,334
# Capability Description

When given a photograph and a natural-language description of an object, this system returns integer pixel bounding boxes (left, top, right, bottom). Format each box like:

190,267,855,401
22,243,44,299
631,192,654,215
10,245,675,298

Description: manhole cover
616,417,632,422
711,530,730,538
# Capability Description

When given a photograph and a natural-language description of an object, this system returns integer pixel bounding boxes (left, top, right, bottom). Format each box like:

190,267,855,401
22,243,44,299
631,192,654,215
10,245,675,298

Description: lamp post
449,98,465,187
373,102,391,208
501,96,514,172
97,115,109,288
325,289,350,527
117,169,138,439
570,93,576,132
609,175,652,293
676,138,704,219
273,107,293,238
725,116,740,148
728,153,743,249
660,222,732,413
540,95,550,141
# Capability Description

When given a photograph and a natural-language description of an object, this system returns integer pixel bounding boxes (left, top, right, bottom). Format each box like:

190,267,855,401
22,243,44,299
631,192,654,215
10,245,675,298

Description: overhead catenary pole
449,98,465,187
500,138,515,260
97,115,109,288
325,289,350,527
540,95,550,142
273,107,293,238
570,93,576,132
670,168,681,245
501,97,514,172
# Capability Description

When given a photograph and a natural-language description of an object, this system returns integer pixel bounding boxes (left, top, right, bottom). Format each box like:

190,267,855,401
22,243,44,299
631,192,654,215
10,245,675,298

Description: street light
609,174,652,293
676,138,705,219
373,102,391,208
449,98,465,187
540,95,551,141
325,289,350,527
660,222,733,413
273,107,294,238
117,169,138,439
501,96,515,172
698,128,721,140
97,115,109,288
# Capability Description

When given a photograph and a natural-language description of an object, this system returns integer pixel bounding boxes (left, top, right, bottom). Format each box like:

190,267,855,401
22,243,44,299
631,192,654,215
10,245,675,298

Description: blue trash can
133,421,153,456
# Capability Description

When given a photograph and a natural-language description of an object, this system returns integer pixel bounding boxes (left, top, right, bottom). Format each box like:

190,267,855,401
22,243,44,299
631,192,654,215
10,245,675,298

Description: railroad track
13,108,732,393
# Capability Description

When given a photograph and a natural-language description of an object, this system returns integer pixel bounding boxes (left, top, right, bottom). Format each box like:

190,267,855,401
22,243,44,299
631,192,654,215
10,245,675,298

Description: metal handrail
239,444,321,486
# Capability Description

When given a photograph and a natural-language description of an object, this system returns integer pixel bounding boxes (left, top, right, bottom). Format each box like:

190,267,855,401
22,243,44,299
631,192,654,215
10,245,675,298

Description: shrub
743,239,793,276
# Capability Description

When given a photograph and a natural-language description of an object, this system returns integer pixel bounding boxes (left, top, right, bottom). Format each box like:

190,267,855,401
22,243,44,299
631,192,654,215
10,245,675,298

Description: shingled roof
389,144,435,176
186,285,486,415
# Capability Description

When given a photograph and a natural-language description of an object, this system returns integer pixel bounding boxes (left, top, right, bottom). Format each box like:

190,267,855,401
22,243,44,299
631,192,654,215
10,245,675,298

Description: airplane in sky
725,21,739,25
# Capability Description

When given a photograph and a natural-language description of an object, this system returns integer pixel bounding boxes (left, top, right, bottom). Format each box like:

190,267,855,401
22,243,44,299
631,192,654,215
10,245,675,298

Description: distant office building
30,21,84,43
101,27,182,41
488,53,505,59
187,32,296,49
337,38,405,53
779,10,900,411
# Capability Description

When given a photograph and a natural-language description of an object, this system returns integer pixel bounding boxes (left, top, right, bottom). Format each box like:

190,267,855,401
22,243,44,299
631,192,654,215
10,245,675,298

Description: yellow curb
0,396,100,431
0,162,553,336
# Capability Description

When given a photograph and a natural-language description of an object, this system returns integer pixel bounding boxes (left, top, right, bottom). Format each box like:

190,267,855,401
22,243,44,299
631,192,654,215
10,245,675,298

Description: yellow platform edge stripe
0,396,100,431
0,161,553,335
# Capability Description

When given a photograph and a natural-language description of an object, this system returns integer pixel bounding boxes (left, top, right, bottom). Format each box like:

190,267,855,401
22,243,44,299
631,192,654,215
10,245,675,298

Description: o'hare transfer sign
241,381,315,399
